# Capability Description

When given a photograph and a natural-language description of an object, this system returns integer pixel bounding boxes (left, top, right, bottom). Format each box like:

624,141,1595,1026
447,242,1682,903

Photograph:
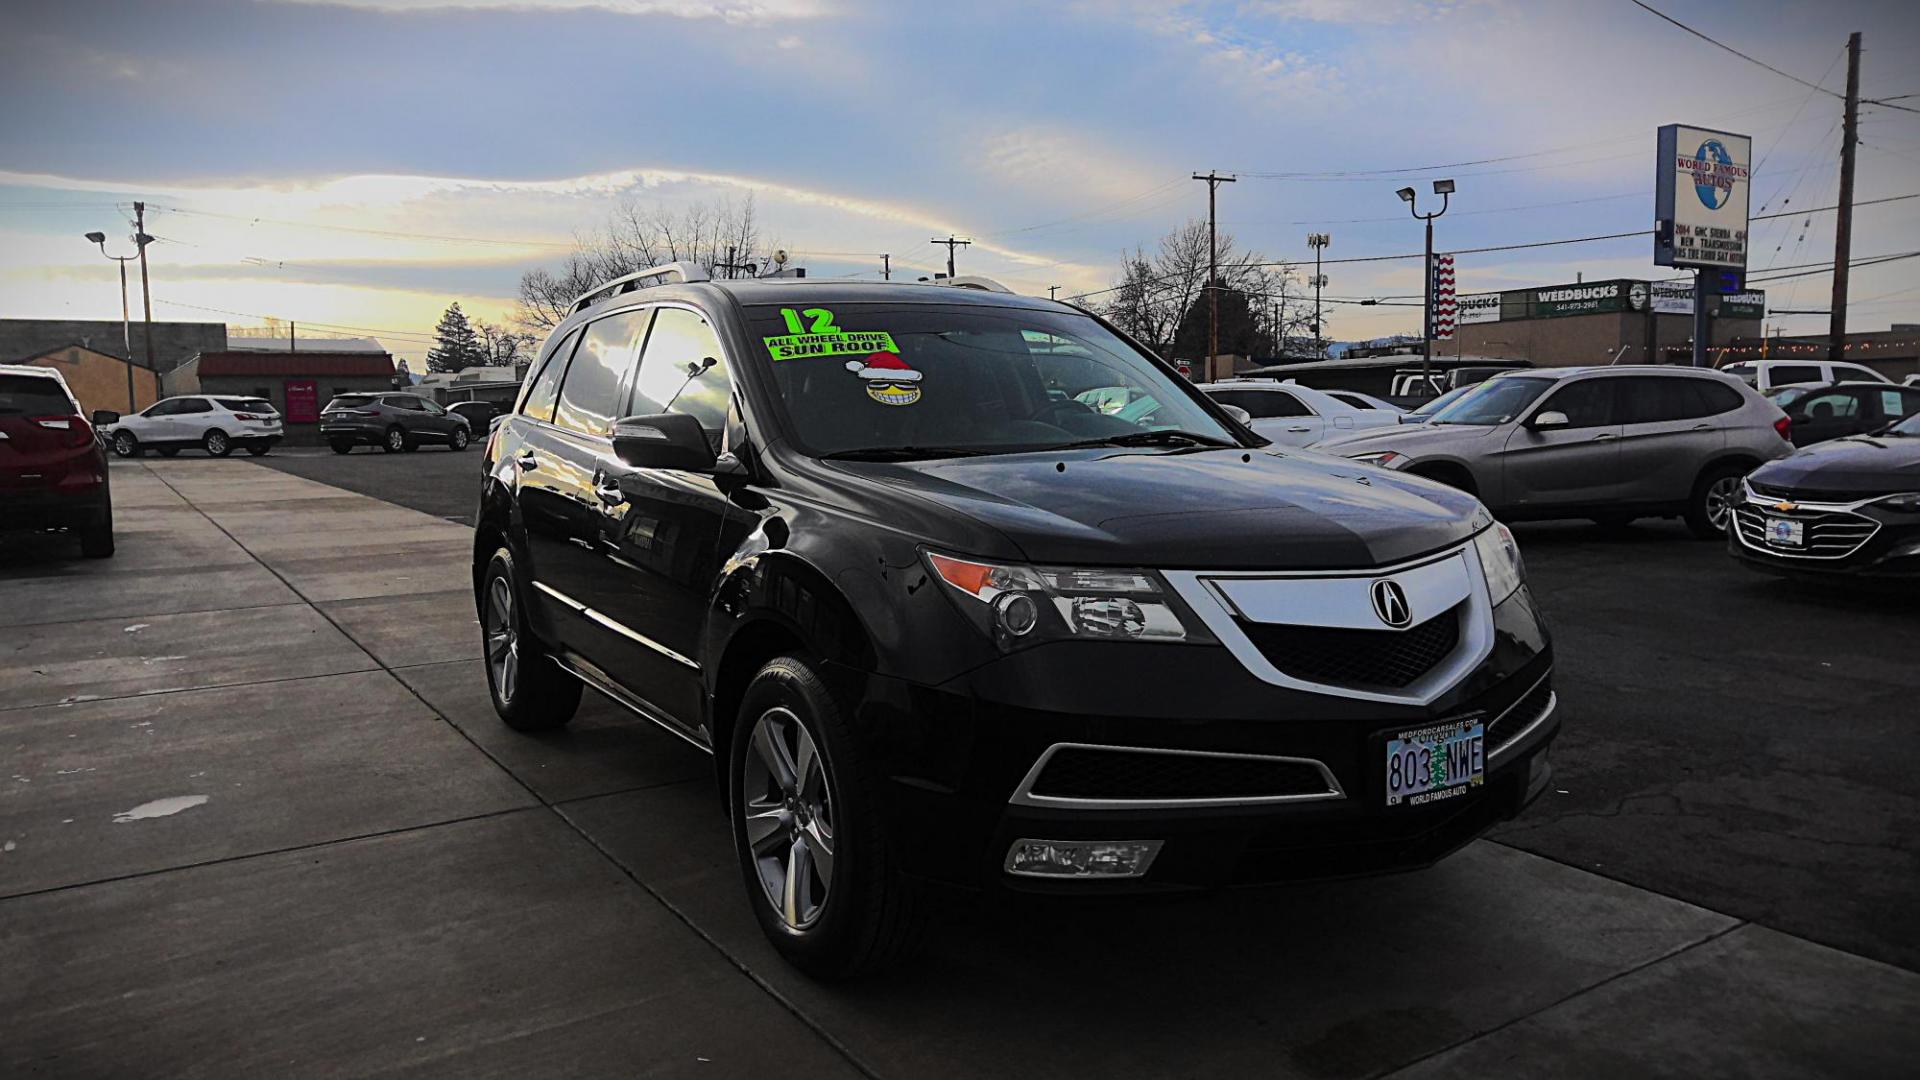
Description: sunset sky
3,0,1917,366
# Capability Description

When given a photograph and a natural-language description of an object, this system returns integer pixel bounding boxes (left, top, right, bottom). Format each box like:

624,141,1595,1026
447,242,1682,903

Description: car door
580,304,744,739
510,327,588,640
1789,389,1864,446
129,398,178,443
1500,377,1624,509
1217,388,1322,445
1614,376,1725,505
172,398,215,443
419,398,459,441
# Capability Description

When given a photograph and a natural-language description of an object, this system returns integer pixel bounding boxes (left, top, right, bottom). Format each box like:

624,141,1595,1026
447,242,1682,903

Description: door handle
1592,433,1615,441
1286,425,1313,433
515,450,538,470
1691,424,1713,431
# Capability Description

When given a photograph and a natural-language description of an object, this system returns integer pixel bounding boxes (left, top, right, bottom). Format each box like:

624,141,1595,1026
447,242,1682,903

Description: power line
1627,1,1919,113
151,297,442,344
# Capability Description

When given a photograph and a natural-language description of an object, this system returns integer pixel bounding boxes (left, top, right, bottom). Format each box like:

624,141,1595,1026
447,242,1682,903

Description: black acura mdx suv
474,264,1558,976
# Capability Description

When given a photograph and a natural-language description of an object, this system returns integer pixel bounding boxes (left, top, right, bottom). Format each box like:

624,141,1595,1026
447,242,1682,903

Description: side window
1693,379,1745,416
556,309,651,436
1883,390,1920,420
520,327,582,423
1797,391,1859,421
632,307,733,432
177,398,213,414
143,399,176,417
1267,391,1313,417
1540,379,1615,428
1836,364,1882,383
421,400,447,416
1619,377,1710,423
1771,364,1823,386
1205,389,1260,416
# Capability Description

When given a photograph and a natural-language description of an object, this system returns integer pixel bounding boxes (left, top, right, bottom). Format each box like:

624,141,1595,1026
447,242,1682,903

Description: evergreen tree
426,302,484,372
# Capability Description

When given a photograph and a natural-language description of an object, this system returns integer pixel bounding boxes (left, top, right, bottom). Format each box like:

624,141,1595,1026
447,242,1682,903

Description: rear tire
245,443,271,457
158,447,180,458
1686,463,1747,540
80,508,114,559
480,548,581,731
203,430,233,457
382,426,406,453
112,431,141,458
730,655,924,978
330,441,354,455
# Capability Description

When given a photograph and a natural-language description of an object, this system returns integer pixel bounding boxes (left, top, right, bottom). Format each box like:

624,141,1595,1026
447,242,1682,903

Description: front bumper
846,587,1556,893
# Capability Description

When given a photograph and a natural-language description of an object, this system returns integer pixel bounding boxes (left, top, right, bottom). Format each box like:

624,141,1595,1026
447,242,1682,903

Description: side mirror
611,413,717,471
1530,410,1569,430
91,410,120,426
1221,404,1252,426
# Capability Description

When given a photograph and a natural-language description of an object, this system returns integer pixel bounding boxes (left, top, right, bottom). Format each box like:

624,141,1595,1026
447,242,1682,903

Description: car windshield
1427,377,1554,425
326,395,374,410
1889,412,1920,437
1406,386,1470,419
745,303,1239,458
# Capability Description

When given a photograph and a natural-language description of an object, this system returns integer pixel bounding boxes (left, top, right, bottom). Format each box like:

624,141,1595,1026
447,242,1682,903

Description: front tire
480,548,581,731
1686,463,1747,539
450,427,470,451
730,655,923,978
112,431,141,458
382,426,406,453
203,430,233,457
330,441,354,455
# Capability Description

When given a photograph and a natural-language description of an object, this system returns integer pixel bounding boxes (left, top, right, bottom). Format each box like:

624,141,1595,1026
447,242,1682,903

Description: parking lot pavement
3,457,1917,1077
251,444,483,524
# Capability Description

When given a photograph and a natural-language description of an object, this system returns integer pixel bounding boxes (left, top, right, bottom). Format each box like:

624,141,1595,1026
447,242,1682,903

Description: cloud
1241,0,1476,24
976,127,1167,207
267,0,834,20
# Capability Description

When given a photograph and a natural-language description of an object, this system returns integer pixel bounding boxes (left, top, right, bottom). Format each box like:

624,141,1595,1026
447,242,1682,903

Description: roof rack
940,275,1014,294
568,261,711,315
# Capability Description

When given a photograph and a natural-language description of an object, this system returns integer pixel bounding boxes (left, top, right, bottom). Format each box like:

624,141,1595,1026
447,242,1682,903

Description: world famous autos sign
1655,124,1751,270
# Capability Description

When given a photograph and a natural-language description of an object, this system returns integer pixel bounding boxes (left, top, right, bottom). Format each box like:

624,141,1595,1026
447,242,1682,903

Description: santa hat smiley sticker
846,351,923,406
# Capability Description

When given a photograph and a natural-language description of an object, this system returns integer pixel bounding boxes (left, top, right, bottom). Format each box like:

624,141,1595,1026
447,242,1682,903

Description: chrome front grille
1731,504,1879,560
1010,744,1344,808
1235,603,1463,691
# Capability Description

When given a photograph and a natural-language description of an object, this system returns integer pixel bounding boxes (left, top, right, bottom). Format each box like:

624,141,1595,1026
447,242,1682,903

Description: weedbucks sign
1497,279,1763,321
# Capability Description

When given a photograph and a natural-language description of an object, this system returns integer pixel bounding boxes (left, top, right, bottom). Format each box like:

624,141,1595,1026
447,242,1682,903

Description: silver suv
1317,367,1792,537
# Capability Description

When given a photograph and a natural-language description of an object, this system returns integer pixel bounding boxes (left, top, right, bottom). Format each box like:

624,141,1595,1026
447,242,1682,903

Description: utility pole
882,254,891,281
1193,172,1236,375
133,202,154,372
930,236,971,278
1307,233,1331,357
1829,30,1862,366
1048,285,1060,300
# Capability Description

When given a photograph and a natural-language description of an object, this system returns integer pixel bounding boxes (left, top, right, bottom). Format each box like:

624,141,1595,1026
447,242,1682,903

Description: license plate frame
1765,517,1805,548
1383,719,1485,808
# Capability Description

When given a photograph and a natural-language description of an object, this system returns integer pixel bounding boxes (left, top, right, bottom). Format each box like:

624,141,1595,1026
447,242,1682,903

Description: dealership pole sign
1431,254,1457,339
1655,124,1751,270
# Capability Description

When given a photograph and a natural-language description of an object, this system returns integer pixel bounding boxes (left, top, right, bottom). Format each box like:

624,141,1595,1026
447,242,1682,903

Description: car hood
1313,422,1502,456
1751,434,1920,496
830,446,1483,570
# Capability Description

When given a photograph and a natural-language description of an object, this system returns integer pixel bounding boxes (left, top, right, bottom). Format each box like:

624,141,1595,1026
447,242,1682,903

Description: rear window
326,395,375,410
0,373,74,416
217,398,277,414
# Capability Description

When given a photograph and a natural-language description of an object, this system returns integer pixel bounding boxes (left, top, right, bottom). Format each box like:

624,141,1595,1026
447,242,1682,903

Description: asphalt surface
252,445,1920,973
3,454,1916,1077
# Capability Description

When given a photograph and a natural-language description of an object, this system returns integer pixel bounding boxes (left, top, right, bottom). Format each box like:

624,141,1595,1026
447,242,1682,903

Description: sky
2,0,1917,367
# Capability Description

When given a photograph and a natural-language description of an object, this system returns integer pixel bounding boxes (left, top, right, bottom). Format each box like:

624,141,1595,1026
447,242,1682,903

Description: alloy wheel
1705,475,1741,530
741,706,836,931
206,432,227,455
484,576,518,705
113,432,135,456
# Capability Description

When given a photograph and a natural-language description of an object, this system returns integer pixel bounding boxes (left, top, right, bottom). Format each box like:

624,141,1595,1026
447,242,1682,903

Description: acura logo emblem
1370,579,1413,628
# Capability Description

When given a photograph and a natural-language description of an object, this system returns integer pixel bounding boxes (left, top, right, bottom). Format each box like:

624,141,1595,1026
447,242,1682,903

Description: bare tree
516,195,772,331
1099,220,1312,358
473,318,537,368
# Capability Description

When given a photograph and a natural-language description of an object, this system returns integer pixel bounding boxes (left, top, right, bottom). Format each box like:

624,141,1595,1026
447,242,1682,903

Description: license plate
1384,720,1485,807
1765,518,1805,548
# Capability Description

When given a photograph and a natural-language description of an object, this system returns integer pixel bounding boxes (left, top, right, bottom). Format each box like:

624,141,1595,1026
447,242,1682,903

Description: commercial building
7,343,161,415
1443,278,1764,367
0,319,226,377
165,351,400,444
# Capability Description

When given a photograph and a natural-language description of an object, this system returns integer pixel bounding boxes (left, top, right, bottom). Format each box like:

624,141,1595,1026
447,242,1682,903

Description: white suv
1720,359,1888,393
1198,379,1402,447
104,395,284,458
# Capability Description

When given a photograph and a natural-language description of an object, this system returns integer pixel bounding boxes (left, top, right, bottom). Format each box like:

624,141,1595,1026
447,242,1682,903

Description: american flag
1431,254,1457,340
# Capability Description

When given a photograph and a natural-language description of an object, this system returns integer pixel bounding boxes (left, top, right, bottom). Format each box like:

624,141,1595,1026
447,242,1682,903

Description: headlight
1879,492,1920,513
925,551,1206,651
1351,450,1411,469
1473,522,1525,603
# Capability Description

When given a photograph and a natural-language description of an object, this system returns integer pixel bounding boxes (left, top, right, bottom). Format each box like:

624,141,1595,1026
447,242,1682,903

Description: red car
0,364,115,558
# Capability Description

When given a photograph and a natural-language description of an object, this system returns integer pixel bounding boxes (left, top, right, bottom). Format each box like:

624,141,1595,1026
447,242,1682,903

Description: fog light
1004,839,1162,879
994,592,1039,636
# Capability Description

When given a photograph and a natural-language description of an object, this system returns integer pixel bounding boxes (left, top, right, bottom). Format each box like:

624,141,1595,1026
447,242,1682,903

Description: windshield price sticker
764,306,899,361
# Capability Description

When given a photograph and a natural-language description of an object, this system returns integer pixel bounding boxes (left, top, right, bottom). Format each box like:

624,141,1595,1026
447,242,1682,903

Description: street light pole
85,230,140,412
1306,233,1330,357
1398,180,1454,396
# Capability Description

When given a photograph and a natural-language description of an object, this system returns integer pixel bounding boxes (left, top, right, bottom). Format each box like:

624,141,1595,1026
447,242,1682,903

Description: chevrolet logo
1772,501,1798,512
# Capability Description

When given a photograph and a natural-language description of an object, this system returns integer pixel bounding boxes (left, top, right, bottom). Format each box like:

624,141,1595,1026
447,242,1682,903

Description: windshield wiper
817,446,998,462
1052,430,1237,451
